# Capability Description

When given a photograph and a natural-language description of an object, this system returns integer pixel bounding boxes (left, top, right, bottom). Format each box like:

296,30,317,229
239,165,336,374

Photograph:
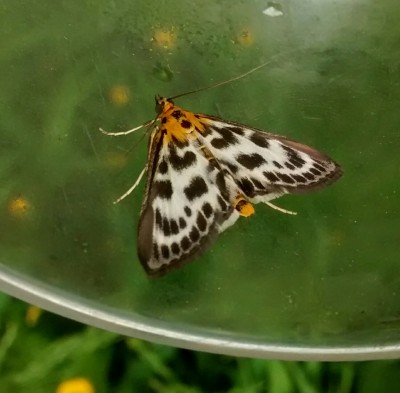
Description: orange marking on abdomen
234,196,255,217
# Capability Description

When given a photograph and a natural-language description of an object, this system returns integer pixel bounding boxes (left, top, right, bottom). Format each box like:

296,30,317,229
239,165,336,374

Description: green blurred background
1,0,400,390
1,297,400,392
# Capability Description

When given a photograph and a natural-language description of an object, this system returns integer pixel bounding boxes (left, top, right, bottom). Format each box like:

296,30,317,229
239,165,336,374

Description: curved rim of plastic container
1,266,399,361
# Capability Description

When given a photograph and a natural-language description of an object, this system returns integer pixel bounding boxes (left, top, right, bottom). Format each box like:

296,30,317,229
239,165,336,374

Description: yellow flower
152,28,176,49
56,378,95,393
25,305,42,327
8,195,31,219
109,85,130,106
236,28,254,46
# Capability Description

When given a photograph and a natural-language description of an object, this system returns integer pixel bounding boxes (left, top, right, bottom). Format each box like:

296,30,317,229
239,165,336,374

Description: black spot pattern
169,148,196,171
184,176,208,201
217,195,228,211
238,178,255,196
250,132,270,148
303,172,315,181
214,127,239,146
314,163,326,172
162,218,170,236
155,180,173,199
292,174,307,183
225,162,238,174
181,236,190,251
184,206,192,217
215,172,228,196
155,209,162,227
251,177,264,189
282,146,306,168
171,242,180,255
170,219,179,235
310,167,321,176
171,110,182,119
158,160,168,174
202,202,213,218
161,245,170,259
273,161,283,169
210,137,231,149
200,125,212,137
290,155,306,168
189,227,200,242
153,243,159,260
227,126,245,136
264,171,280,182
285,162,296,170
207,159,219,172
181,119,191,129
237,153,266,169
277,173,295,184
196,212,207,232
179,217,187,229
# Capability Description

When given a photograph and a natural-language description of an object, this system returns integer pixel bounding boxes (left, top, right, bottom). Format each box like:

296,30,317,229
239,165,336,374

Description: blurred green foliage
1,295,400,393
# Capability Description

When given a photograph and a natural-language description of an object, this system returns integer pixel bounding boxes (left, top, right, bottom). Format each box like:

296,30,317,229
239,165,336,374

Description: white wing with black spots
196,117,342,204
137,133,241,276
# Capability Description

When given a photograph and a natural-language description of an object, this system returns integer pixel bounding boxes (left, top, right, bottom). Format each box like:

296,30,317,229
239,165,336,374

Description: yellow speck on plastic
236,28,254,46
109,85,130,106
104,151,129,169
152,28,176,49
8,196,31,219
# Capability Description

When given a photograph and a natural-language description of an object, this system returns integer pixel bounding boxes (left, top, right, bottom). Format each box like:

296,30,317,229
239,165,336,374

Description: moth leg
265,201,297,215
100,119,154,136
114,165,147,204
198,143,215,161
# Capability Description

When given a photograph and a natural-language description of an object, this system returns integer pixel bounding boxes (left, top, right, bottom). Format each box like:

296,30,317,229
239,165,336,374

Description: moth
101,64,342,277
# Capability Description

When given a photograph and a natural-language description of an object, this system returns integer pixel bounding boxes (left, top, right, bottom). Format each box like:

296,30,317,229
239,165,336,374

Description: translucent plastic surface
1,0,400,360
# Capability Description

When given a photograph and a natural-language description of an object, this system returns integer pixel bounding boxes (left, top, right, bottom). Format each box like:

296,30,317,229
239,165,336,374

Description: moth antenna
169,50,297,101
100,119,154,136
265,201,297,215
114,165,147,204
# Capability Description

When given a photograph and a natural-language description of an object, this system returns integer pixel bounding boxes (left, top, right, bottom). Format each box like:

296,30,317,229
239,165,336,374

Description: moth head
154,95,174,115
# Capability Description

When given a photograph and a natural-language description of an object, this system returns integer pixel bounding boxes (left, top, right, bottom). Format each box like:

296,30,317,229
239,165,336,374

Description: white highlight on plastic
262,6,284,17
